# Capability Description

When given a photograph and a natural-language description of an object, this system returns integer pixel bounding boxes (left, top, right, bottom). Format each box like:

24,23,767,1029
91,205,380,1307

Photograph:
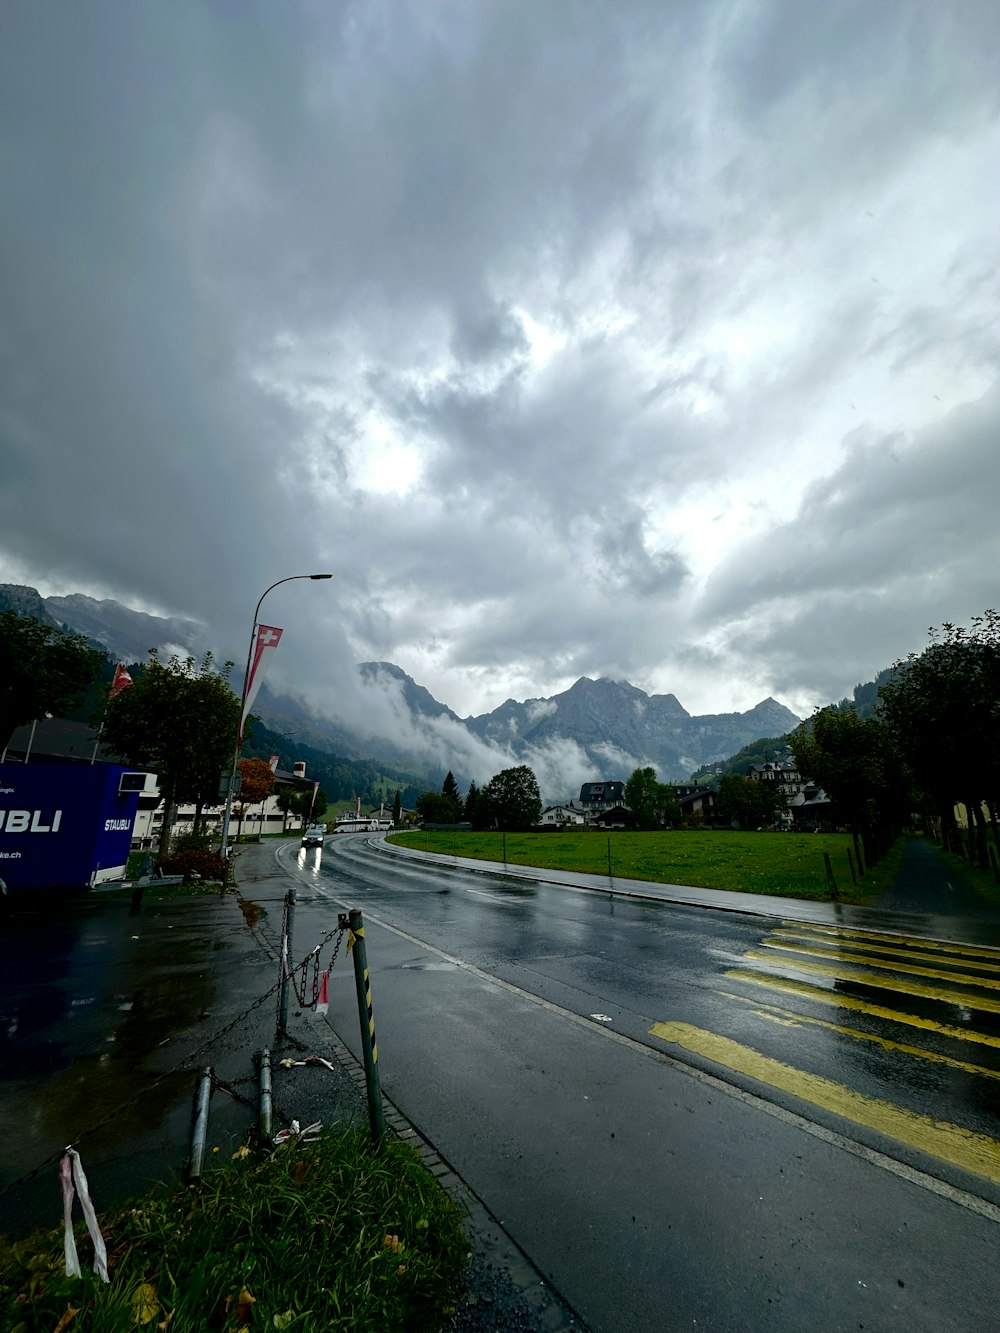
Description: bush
170,828,217,854
158,848,227,882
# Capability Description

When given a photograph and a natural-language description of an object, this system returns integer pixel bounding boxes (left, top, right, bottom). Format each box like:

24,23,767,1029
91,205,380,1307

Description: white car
301,824,327,847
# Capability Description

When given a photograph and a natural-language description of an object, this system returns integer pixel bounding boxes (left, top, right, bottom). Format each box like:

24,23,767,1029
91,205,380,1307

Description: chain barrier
0,919,347,1204
296,921,347,1008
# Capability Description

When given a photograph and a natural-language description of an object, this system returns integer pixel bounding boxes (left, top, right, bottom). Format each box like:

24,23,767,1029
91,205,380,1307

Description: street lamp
220,574,333,858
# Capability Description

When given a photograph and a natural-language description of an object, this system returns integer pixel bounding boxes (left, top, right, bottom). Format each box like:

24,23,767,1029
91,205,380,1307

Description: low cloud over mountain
4,587,800,795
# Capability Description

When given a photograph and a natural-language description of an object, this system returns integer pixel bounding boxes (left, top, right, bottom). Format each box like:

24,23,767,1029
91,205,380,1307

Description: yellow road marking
743,949,1000,1014
752,1009,801,1028
759,939,1000,991
779,921,1000,962
725,968,1000,1050
770,929,1000,976
718,988,1000,1082
649,1020,1000,1184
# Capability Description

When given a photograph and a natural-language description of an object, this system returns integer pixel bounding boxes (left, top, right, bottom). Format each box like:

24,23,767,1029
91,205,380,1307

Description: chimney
293,761,306,778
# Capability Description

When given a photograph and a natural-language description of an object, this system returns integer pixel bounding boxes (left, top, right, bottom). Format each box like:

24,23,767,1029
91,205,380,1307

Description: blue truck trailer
0,761,146,899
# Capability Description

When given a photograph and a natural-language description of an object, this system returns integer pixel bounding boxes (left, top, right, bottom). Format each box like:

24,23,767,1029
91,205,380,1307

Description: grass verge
933,843,1000,908
389,829,894,903
0,1130,468,1333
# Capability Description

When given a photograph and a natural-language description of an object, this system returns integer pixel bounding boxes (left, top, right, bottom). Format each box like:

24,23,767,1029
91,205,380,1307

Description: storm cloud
1,0,998,736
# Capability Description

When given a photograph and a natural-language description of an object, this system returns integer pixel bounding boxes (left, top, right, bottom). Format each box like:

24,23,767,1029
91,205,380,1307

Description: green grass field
389,829,899,903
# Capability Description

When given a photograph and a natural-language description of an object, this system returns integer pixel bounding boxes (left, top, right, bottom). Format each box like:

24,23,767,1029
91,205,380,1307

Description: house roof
579,780,625,802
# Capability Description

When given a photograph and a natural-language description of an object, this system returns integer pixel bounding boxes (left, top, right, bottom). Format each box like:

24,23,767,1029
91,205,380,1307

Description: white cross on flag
240,624,283,742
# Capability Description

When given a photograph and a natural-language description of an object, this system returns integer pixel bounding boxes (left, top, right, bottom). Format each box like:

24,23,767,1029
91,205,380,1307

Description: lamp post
220,574,332,859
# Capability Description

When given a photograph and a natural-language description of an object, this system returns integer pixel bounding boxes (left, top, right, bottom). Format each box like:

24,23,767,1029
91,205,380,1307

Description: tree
716,773,781,830
441,770,463,820
416,790,459,823
276,786,298,832
483,765,542,830
624,766,680,829
879,611,1000,865
0,611,105,749
464,780,486,829
235,757,275,842
791,707,904,868
392,789,402,827
101,651,240,859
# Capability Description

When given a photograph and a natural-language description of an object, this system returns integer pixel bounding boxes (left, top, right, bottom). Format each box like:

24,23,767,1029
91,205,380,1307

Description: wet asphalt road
273,833,1000,1332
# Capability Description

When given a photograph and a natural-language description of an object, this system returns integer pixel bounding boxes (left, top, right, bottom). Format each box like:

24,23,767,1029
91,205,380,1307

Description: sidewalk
0,856,365,1236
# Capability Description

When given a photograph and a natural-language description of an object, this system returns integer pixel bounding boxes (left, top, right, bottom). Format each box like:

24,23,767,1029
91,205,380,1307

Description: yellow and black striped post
348,908,385,1141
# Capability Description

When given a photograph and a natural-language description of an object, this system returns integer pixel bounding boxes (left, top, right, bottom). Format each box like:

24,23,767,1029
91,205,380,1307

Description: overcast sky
2,0,998,729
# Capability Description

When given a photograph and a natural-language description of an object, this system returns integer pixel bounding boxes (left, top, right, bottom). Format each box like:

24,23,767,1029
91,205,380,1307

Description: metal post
278,887,296,1033
823,851,839,901
502,831,506,865
607,836,612,876
846,849,857,886
189,1066,213,1181
259,1047,273,1140
348,908,385,1141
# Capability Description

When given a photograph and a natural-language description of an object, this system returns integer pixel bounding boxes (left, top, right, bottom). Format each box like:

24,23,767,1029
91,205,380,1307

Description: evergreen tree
441,770,463,820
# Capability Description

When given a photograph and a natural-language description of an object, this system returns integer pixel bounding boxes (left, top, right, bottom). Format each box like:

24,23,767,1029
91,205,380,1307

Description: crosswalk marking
769,928,1000,976
742,948,1000,1015
717,988,1000,1082
757,938,1000,990
649,1020,1000,1185
725,967,1000,1050
779,920,1000,962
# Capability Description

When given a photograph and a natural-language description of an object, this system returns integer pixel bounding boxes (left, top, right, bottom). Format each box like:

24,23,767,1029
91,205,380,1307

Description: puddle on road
399,960,458,971
238,897,264,928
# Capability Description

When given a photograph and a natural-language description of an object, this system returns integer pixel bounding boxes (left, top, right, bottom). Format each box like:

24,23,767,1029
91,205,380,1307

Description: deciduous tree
483,765,542,830
416,790,459,824
0,611,105,749
716,773,781,831
235,756,276,842
791,707,904,869
101,651,239,859
624,766,681,829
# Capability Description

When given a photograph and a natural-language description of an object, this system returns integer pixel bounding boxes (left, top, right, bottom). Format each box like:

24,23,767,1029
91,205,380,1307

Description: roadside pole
278,887,296,1033
347,909,385,1141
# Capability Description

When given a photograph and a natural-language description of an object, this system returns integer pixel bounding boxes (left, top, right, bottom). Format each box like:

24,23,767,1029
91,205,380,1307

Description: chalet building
591,804,636,829
787,785,836,831
746,761,808,800
677,786,720,825
579,781,626,814
539,802,588,826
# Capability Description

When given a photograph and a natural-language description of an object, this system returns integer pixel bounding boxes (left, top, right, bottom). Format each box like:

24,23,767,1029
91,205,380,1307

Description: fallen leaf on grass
382,1234,405,1254
234,1287,256,1323
292,1160,309,1183
132,1282,162,1325
52,1307,79,1333
232,1145,251,1159
273,1313,296,1329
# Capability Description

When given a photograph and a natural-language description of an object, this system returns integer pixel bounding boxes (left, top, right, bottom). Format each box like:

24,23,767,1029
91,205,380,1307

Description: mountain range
1,585,802,788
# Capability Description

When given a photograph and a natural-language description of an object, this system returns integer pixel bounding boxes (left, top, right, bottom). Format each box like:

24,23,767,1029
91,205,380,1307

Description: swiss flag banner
109,664,133,698
240,624,283,742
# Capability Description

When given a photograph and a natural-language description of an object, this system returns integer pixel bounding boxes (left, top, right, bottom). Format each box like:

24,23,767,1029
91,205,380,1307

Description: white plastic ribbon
60,1149,110,1283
